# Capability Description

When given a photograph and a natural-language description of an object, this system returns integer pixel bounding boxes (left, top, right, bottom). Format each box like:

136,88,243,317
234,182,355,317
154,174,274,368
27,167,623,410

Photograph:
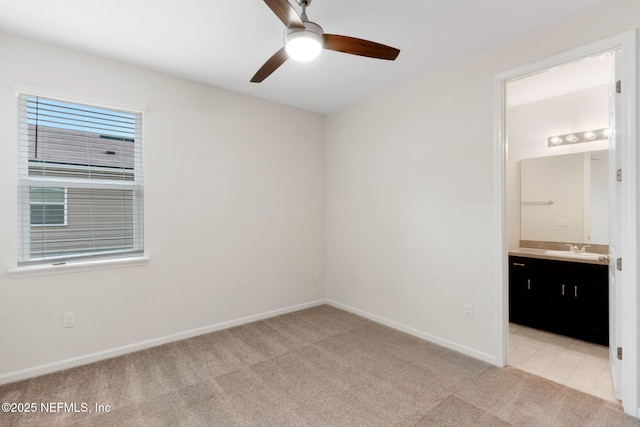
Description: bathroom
505,52,617,402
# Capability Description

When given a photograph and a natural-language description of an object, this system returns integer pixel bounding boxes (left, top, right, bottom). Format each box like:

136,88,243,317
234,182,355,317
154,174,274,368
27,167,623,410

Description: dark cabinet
509,255,608,346
508,258,536,327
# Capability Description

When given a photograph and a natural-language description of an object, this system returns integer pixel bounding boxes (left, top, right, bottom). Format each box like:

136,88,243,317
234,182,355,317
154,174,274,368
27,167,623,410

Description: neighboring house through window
30,187,67,226
17,95,144,266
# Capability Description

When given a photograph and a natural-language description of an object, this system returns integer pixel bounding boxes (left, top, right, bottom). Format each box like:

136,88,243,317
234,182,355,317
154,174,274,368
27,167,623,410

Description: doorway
495,32,638,417
506,51,615,401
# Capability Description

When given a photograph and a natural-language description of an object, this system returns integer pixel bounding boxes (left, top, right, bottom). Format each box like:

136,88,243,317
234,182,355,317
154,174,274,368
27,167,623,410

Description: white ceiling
0,0,619,114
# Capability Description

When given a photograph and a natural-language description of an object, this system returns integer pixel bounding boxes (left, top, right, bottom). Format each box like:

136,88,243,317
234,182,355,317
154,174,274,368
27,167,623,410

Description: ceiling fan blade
251,47,289,83
323,34,400,60
263,0,305,29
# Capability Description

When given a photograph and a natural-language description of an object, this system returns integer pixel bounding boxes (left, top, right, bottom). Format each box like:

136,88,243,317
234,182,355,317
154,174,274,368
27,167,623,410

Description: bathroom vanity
509,251,608,346
513,152,610,346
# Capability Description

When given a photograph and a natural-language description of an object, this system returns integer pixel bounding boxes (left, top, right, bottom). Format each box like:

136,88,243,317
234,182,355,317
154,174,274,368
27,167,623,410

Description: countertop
509,247,609,266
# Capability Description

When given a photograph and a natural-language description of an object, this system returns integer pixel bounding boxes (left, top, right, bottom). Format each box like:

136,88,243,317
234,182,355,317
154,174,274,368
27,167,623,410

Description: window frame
16,94,145,267
29,186,68,227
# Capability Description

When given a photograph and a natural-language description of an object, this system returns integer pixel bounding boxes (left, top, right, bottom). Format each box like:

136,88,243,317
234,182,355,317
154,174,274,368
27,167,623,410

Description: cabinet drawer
510,257,530,268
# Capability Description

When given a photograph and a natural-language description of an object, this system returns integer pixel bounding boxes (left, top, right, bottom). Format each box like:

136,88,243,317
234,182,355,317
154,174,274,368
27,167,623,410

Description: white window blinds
17,95,144,266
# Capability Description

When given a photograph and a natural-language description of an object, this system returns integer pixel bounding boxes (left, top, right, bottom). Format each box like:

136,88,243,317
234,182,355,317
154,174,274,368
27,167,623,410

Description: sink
544,250,604,261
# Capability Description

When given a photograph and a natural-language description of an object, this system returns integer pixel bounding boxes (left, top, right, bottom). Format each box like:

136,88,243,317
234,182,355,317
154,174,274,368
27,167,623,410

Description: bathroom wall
507,85,610,248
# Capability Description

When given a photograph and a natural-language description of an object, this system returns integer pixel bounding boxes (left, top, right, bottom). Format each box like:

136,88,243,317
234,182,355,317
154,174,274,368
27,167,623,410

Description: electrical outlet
63,312,75,328
463,304,473,319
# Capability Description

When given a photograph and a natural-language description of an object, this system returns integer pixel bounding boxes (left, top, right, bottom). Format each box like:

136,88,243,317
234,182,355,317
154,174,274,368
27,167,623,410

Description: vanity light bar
548,128,610,147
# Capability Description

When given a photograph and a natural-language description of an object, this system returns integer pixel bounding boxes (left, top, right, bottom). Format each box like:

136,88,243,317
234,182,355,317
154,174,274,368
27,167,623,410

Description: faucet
579,245,591,253
565,244,579,253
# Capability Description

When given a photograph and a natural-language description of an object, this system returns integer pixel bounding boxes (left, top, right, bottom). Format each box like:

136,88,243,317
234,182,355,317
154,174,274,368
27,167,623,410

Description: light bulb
286,35,322,62
284,22,324,62
550,136,562,146
565,134,578,143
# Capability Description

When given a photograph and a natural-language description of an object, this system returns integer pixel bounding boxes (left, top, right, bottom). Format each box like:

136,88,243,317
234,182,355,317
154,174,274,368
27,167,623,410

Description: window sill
9,256,149,279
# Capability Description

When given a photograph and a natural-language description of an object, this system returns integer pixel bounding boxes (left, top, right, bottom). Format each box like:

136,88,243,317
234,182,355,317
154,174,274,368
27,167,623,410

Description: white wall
325,0,640,370
0,32,325,382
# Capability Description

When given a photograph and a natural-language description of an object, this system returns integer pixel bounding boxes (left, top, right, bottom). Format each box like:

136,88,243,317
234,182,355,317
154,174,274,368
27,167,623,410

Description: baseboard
326,299,497,365
0,299,326,386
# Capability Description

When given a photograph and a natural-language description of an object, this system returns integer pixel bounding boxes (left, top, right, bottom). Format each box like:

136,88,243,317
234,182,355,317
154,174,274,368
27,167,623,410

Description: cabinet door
570,264,609,346
509,257,536,327
534,258,587,339
535,272,568,336
536,259,609,346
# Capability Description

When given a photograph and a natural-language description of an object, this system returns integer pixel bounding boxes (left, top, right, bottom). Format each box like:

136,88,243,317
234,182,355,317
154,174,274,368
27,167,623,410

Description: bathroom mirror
520,150,609,245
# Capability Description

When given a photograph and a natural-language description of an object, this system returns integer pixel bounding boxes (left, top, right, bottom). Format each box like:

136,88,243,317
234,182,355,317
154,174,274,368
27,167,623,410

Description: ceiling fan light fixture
251,0,400,83
285,22,324,62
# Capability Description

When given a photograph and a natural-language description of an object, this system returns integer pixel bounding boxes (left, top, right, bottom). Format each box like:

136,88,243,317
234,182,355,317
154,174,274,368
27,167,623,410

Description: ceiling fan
251,0,400,83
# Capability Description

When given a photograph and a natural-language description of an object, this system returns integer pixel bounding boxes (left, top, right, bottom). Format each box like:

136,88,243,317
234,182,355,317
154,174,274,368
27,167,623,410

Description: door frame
493,31,638,417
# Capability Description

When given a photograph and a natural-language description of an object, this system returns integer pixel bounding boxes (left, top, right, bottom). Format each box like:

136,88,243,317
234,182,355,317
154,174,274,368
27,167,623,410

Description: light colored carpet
0,305,638,426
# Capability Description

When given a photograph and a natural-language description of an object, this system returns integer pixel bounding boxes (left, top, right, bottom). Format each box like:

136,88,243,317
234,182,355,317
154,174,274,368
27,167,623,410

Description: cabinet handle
575,286,578,298
562,284,565,296
513,262,525,267
527,279,530,290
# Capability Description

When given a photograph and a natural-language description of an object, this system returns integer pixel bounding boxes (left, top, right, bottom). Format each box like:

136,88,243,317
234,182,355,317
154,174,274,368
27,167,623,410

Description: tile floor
508,323,620,403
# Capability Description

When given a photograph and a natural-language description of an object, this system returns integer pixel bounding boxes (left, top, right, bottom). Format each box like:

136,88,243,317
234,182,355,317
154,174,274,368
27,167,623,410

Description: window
17,95,144,266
